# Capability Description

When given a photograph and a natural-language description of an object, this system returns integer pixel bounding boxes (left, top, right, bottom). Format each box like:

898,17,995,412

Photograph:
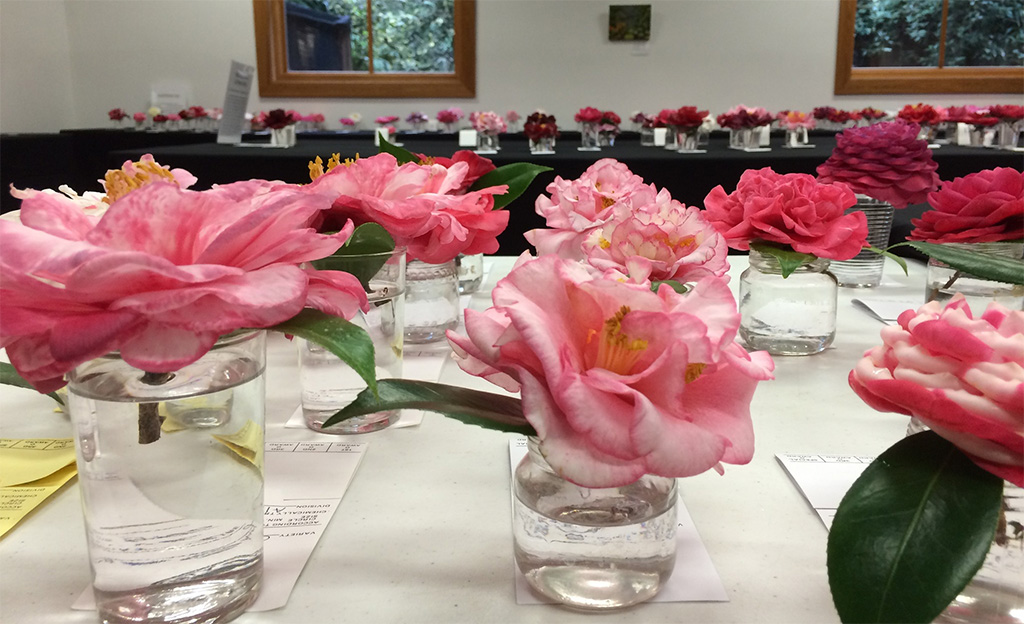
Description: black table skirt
4,129,1020,256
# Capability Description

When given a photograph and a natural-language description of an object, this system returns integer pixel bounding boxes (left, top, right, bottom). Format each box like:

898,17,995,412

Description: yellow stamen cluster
592,306,648,375
102,159,178,203
307,153,350,181
685,363,706,383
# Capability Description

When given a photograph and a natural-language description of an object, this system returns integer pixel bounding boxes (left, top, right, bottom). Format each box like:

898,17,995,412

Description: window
252,0,476,98
834,0,1023,94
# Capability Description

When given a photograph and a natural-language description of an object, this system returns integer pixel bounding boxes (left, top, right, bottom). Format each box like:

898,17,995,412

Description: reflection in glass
853,0,942,67
283,0,454,74
945,0,1024,67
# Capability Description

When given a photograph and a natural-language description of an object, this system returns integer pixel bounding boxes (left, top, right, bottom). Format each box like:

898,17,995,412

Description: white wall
0,0,76,132
1,0,1018,133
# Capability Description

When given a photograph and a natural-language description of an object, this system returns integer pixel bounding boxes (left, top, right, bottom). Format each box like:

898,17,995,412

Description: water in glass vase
68,332,266,624
512,439,677,610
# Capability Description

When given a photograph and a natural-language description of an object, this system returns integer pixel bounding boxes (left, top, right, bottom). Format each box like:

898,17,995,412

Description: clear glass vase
529,135,556,154
67,330,267,624
828,196,895,288
934,482,1024,623
925,241,1024,310
639,127,655,146
301,247,406,433
739,248,838,355
578,122,601,151
270,125,296,147
455,252,484,294
476,132,500,154
512,437,678,610
675,127,701,153
404,259,460,344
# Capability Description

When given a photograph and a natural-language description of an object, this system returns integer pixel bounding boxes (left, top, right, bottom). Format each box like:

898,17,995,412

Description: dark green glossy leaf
323,378,535,436
470,163,552,209
899,241,1024,285
269,310,377,396
377,136,420,164
652,280,689,294
0,362,64,405
827,431,1003,623
750,241,817,278
866,245,908,275
312,224,397,291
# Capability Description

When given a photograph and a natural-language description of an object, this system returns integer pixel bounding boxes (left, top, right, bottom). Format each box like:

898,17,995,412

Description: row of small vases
301,250,485,435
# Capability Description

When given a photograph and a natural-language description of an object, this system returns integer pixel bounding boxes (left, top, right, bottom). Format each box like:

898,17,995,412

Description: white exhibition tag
653,127,667,146
458,129,478,147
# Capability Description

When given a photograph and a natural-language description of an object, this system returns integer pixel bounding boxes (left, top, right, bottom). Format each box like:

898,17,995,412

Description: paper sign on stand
777,454,872,529
216,61,255,145
0,438,78,538
653,127,667,146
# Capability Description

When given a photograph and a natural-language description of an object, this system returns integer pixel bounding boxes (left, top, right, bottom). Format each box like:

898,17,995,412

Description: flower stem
138,371,173,444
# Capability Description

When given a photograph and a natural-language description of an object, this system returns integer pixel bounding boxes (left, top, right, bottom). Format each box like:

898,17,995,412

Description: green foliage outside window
854,0,1023,68
289,0,454,73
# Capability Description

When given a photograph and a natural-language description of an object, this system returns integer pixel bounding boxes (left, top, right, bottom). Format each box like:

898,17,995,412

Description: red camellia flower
909,168,1024,243
575,107,603,124
601,111,621,125
107,108,128,121
897,103,943,126
816,120,940,209
704,167,867,260
662,106,708,128
416,149,497,194
264,109,296,129
849,295,1024,487
989,105,1024,121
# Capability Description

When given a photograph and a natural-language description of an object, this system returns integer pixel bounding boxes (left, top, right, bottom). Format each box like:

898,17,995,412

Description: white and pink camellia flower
582,194,729,285
305,152,509,264
525,158,651,259
447,254,775,487
0,182,367,393
849,295,1024,487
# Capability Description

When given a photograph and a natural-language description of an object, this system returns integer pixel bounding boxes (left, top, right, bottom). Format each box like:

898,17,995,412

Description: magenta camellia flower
582,195,729,285
305,152,509,264
704,167,867,260
909,167,1024,243
816,120,940,209
0,183,368,393
447,254,775,487
525,158,649,259
849,295,1024,487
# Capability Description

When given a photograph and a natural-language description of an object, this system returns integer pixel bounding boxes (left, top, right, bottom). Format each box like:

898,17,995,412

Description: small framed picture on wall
608,5,651,41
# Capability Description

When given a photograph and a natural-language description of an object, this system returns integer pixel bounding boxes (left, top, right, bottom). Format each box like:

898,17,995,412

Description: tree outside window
835,0,1023,94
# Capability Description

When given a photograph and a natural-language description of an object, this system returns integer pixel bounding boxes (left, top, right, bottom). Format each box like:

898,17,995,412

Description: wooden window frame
834,0,1023,95
252,0,476,98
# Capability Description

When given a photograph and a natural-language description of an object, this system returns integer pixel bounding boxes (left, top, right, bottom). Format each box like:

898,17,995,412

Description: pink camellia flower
436,108,463,124
780,111,815,130
849,295,1024,487
339,117,356,127
506,110,521,123
447,254,774,487
525,158,650,259
816,120,940,209
375,115,399,125
704,167,867,260
305,153,509,263
473,111,507,135
0,183,367,393
132,112,147,123
582,195,729,285
575,106,604,124
909,168,1024,243
416,149,496,193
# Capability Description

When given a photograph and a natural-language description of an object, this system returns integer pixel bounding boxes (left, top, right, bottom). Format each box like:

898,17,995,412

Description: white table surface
0,255,926,624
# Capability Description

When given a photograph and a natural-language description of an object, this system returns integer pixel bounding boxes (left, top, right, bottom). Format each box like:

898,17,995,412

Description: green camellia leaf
0,362,64,405
652,280,689,294
470,163,553,209
313,223,396,291
866,245,909,275
827,431,1003,624
270,310,377,396
322,378,535,436
903,241,1024,285
750,241,817,278
377,136,420,164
